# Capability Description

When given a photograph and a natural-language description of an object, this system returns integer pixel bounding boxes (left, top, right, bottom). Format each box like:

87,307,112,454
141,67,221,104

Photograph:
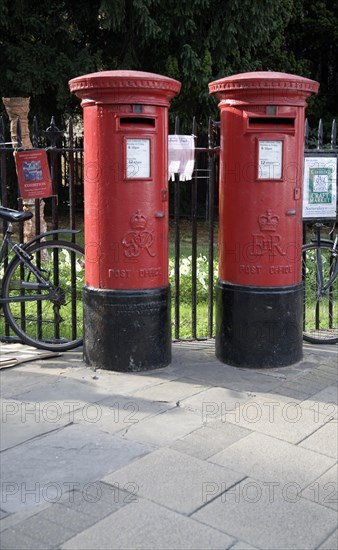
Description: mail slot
209,71,319,368
119,117,156,126
248,117,295,127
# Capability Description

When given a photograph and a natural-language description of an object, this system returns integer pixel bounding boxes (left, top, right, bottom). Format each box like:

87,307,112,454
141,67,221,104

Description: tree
0,0,100,125
284,0,338,125
93,0,297,128
1,0,336,129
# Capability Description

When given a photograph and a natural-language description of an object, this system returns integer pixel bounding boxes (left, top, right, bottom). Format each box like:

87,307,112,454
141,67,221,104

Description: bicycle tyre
302,242,338,344
2,240,84,351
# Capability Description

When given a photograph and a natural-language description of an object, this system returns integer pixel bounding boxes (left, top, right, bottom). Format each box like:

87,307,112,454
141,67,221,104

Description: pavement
0,339,337,550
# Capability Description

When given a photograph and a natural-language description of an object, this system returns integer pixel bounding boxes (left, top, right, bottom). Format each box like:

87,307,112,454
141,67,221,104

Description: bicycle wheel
2,240,84,351
302,243,338,344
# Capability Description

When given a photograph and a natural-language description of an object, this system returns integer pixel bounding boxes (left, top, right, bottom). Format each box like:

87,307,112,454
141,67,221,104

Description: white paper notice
258,141,283,180
126,139,150,178
168,135,195,181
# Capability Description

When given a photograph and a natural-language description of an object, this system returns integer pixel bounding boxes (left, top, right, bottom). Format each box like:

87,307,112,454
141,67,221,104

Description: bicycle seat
0,206,34,222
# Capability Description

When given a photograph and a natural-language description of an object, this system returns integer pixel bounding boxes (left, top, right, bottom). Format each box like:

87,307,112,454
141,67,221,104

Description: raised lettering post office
70,71,181,371
209,71,319,367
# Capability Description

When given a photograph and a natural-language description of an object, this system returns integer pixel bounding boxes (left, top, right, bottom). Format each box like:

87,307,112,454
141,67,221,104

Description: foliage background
0,0,337,130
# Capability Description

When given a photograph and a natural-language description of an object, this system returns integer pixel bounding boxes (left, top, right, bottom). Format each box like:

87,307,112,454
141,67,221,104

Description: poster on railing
302,156,337,219
15,150,53,199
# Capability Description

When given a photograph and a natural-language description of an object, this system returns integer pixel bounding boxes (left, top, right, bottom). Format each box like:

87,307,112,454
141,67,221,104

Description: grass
70,215,216,340
4,215,337,344
169,219,216,258
0,215,217,343
0,242,84,345
172,302,211,340
169,220,218,339
303,246,338,340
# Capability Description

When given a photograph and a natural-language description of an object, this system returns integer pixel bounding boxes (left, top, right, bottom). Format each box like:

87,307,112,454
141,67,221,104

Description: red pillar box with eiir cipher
69,71,181,371
209,72,319,368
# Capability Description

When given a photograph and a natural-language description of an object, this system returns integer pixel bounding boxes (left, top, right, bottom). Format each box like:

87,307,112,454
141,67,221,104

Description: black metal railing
0,114,336,343
0,116,83,233
171,117,219,340
0,115,84,342
303,118,337,241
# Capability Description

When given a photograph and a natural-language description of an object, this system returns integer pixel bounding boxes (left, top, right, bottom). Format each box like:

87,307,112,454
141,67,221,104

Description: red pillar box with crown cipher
209,72,319,368
69,71,181,371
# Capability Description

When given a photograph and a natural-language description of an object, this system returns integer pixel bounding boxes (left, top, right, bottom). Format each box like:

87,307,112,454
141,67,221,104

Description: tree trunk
2,97,47,241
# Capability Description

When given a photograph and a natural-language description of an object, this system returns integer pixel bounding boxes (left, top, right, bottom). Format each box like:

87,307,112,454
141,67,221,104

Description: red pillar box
209,72,319,367
69,71,181,371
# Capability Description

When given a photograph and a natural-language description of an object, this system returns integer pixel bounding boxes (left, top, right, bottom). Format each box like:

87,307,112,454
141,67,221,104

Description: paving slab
61,498,235,550
0,368,59,399
171,340,216,364
5,357,180,396
76,367,181,394
0,528,50,549
209,432,336,489
0,502,50,533
318,529,338,550
168,361,284,393
9,376,115,405
128,377,209,403
300,385,338,419
58,480,135,516
318,359,338,371
0,397,74,451
1,515,75,548
212,392,333,444
0,339,337,550
305,369,338,385
0,483,131,550
170,423,251,460
271,386,312,400
118,406,207,446
306,343,338,361
27,502,98,534
0,423,153,513
103,447,245,515
179,386,250,421
279,374,334,396
192,476,338,550
74,393,174,434
301,463,338,511
230,542,260,550
318,364,338,378
298,419,338,458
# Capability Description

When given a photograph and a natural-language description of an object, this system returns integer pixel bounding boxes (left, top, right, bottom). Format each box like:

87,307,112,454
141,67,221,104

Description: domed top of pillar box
69,70,181,107
208,71,319,106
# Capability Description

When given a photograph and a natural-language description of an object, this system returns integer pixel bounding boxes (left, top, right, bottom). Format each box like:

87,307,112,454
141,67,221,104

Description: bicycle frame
312,225,338,296
321,236,338,294
0,225,80,304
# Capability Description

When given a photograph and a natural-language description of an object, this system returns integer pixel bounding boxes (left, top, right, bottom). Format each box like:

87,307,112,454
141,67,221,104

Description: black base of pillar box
83,285,171,372
215,280,303,368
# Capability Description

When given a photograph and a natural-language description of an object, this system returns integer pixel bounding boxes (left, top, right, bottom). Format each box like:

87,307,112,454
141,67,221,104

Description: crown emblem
130,210,147,230
258,210,279,232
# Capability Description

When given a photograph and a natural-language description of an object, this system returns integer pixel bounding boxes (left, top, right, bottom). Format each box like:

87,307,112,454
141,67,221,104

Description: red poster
15,150,53,199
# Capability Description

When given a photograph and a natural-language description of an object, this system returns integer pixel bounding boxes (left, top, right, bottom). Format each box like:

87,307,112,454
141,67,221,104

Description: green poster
309,167,332,204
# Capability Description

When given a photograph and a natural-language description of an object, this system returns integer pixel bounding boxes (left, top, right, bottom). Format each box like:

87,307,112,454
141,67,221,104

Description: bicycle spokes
2,241,84,350
303,243,338,343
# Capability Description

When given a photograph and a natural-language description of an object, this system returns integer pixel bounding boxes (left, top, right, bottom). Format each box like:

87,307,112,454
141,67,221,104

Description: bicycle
0,206,84,351
302,222,338,344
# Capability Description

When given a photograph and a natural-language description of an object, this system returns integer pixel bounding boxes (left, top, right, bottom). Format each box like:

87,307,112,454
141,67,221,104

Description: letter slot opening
120,117,156,126
249,117,295,127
